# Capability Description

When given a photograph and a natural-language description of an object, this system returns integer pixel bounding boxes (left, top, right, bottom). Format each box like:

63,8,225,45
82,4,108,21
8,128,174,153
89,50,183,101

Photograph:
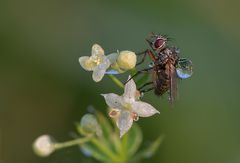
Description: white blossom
79,44,137,79
79,44,111,82
102,76,159,137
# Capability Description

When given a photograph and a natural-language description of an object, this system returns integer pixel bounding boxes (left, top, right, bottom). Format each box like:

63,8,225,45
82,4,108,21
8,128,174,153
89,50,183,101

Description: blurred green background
1,0,240,162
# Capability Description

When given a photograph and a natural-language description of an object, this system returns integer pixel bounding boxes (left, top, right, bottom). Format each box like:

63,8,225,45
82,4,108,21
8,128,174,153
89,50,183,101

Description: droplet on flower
32,135,56,157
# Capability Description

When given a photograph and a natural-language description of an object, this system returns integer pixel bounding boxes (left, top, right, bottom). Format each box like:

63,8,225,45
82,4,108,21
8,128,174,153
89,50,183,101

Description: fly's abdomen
153,67,170,96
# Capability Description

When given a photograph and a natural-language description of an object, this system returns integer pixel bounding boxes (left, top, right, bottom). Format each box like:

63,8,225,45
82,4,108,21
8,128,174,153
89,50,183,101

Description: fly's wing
168,63,178,105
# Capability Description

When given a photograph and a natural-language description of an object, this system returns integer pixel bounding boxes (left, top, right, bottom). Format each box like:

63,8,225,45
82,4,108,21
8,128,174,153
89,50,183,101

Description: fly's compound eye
154,38,166,49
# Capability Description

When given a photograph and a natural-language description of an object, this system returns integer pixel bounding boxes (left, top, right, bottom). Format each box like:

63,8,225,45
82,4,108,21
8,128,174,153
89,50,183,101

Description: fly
126,33,193,104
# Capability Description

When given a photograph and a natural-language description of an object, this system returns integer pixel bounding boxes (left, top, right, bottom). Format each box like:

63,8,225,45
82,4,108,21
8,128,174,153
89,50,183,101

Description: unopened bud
33,135,55,157
117,51,136,70
80,114,102,136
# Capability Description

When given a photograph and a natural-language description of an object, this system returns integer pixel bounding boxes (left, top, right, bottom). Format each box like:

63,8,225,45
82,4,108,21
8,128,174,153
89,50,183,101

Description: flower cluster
79,44,137,82
33,43,163,162
79,44,160,137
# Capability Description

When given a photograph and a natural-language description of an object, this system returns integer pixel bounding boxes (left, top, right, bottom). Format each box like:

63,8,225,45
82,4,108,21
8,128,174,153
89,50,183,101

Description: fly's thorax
157,47,179,66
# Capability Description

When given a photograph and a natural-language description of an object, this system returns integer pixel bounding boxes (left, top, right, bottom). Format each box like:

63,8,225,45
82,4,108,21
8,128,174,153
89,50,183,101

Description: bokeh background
1,0,240,162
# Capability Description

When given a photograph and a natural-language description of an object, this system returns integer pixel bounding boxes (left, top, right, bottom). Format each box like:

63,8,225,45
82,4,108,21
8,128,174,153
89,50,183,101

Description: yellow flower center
91,56,102,65
122,103,132,110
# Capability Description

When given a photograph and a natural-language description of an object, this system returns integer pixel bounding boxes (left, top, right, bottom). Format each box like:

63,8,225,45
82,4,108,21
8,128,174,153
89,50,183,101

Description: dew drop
176,58,193,79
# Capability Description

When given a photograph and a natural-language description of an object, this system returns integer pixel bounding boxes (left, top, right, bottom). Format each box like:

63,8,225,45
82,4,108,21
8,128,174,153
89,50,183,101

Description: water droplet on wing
176,58,193,79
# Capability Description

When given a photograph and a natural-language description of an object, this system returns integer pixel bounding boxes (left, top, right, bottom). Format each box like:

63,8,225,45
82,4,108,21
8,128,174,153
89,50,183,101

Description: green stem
120,133,129,162
130,68,137,76
108,74,124,89
54,135,93,150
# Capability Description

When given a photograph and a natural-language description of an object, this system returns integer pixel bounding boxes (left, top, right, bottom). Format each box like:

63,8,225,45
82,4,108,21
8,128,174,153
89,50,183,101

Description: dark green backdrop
1,0,240,162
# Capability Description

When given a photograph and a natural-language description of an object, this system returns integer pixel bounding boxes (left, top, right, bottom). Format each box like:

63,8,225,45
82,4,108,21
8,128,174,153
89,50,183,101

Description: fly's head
146,33,167,52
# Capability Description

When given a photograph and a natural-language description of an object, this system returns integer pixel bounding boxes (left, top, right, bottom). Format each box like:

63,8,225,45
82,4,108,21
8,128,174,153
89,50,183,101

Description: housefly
127,33,193,104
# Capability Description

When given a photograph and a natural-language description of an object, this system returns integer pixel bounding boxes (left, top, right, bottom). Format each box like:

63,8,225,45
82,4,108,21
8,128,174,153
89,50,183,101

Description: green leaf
90,138,118,162
80,143,110,163
75,122,85,136
125,124,143,157
110,132,122,155
131,135,164,162
95,111,118,154
95,111,113,138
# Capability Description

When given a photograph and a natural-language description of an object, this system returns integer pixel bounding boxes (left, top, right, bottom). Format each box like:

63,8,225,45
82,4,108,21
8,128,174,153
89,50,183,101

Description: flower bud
33,135,55,157
80,114,102,136
117,51,137,70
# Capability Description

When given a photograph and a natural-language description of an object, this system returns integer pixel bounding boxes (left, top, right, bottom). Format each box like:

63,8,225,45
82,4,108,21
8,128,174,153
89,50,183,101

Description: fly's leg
136,50,148,66
140,87,154,94
124,67,153,85
138,82,154,96
146,49,157,61
138,82,153,91
136,49,157,66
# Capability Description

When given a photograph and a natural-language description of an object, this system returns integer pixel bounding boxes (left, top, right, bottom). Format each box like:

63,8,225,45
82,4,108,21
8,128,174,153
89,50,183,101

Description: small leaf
80,143,110,163
126,124,143,157
131,135,164,162
142,135,164,158
95,111,113,138
110,132,123,156
95,111,117,154
75,122,85,136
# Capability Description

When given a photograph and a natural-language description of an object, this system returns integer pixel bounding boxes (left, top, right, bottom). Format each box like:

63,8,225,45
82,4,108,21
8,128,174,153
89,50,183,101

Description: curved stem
108,74,124,89
54,135,93,150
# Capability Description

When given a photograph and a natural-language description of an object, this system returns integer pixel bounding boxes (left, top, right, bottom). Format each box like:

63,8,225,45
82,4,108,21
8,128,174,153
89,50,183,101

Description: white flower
102,76,159,137
32,135,56,157
79,44,111,82
79,44,137,78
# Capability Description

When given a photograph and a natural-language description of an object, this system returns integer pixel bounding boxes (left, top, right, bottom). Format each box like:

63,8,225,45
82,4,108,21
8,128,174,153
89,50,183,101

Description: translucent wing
176,58,193,79
169,64,178,104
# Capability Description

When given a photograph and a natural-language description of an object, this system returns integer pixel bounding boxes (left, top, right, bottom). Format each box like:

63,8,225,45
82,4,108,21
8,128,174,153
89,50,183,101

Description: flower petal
116,111,133,138
106,52,119,63
92,57,111,82
101,93,124,110
123,76,137,101
91,44,105,58
79,56,96,71
132,101,160,117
